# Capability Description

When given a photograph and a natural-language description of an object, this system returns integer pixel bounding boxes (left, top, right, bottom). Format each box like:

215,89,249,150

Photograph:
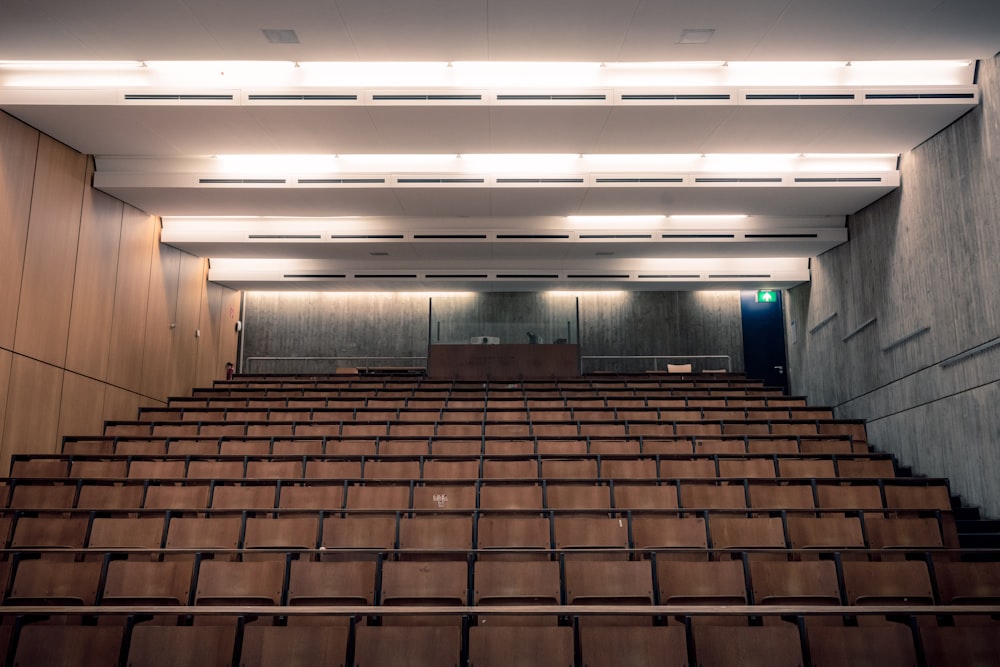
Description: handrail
0,603,996,617
244,356,428,373
580,354,733,373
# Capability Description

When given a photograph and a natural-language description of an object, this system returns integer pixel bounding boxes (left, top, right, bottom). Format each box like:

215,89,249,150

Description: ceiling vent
709,274,771,279
638,274,701,279
567,274,630,279
695,177,783,183
395,177,486,184
330,234,405,239
496,93,607,101
496,234,571,240
620,93,731,101
283,273,345,279
413,234,488,239
865,92,976,100
297,178,386,184
199,178,285,184
425,274,489,279
744,233,819,239
124,93,235,101
578,234,653,239
496,274,559,279
495,177,586,184
663,233,736,239
372,93,482,101
745,93,856,101
596,177,684,183
354,274,419,279
248,234,321,239
794,177,883,183
248,93,358,101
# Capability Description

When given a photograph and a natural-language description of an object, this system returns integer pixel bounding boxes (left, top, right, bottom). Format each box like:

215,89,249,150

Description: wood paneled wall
0,111,241,469
242,290,745,376
785,54,1000,517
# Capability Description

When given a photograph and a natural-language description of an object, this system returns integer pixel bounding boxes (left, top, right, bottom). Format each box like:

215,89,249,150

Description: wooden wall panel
1,356,63,468
171,251,205,397
0,113,39,350
140,242,181,401
103,384,142,425
106,206,155,392
0,350,11,463
197,280,239,387
57,371,106,443
65,160,124,380
13,134,87,366
216,286,241,373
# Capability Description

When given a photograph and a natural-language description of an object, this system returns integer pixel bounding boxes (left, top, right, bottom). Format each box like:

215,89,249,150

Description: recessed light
261,29,299,44
678,29,715,45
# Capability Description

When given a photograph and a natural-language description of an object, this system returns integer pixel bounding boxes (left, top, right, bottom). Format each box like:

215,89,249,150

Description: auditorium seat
412,482,477,510
164,516,242,559
243,515,318,558
9,483,76,509
143,484,211,513
13,626,123,666
864,516,945,556
472,560,560,623
692,625,804,666
632,515,708,559
553,516,629,559
578,626,688,667
786,516,866,556
708,516,787,558
354,626,461,666
194,559,285,606
345,483,410,510
126,625,236,667
76,482,145,510
680,482,747,509
240,625,349,667
546,483,611,510
321,515,397,559
102,560,194,605
6,558,101,604
87,516,165,558
564,559,655,625
10,515,89,556
398,515,473,559
379,560,468,624
841,560,934,622
476,515,551,559
468,626,573,667
807,626,918,666
919,625,1000,666
613,483,678,510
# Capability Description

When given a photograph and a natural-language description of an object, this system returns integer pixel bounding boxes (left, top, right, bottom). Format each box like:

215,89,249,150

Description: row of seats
63,434,870,456
102,421,865,440
10,454,901,481
4,554,997,614
1,479,952,515
12,617,997,666
169,395,805,409
0,512,958,556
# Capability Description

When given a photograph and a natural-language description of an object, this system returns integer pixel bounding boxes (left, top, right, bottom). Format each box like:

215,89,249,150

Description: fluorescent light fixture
669,214,748,221
546,290,628,296
567,215,665,226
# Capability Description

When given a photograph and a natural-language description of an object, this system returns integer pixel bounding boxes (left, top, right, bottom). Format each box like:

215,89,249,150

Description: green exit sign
756,290,778,303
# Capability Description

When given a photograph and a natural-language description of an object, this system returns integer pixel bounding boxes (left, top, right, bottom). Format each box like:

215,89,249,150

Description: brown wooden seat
748,481,815,510
919,625,1000,666
661,459,717,479
613,483,679,510
76,483,145,510
553,515,629,559
564,559,655,625
102,560,194,605
479,483,544,510
750,559,843,626
476,515,551,560
9,483,77,509
304,459,362,479
657,559,747,607
841,560,935,607
693,625,803,666
87,516,165,559
11,515,89,555
412,482,478,510
397,515,473,559
422,458,480,479
708,516,787,556
127,625,236,667
632,516,708,560
778,458,836,478
379,560,468,625
838,458,895,478
815,482,883,512
472,560,561,623
6,559,102,604
344,483,410,510
786,516,866,556
468,626,573,667
864,516,944,555
883,483,951,510
164,516,242,559
210,483,277,510
482,458,538,479
353,626,461,666
680,482,747,509
243,515,318,558
240,625,350,666
546,483,611,510
245,459,303,479
13,626,123,666
320,515,397,560
287,559,376,608
578,626,688,667
194,559,285,605
807,626,918,666
143,483,211,512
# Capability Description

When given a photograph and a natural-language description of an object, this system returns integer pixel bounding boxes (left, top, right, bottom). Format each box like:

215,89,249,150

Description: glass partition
429,293,579,346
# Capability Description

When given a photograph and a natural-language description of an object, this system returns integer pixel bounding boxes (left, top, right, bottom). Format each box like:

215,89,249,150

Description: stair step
957,519,1000,534
957,532,1000,550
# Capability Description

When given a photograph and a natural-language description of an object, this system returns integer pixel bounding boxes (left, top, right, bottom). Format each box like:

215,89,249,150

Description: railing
580,354,733,374
243,356,427,374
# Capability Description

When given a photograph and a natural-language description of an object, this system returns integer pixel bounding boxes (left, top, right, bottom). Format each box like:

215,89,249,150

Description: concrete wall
785,54,1000,517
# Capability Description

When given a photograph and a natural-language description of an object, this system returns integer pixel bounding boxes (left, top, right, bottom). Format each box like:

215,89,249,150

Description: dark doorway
740,290,789,393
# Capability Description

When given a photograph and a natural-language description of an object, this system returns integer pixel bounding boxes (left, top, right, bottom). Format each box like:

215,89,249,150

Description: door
740,290,789,393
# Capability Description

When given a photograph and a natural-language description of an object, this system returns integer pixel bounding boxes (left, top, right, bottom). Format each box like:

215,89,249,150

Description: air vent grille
621,93,731,101
865,92,976,100
567,274,630,279
578,234,653,239
125,94,234,101
794,177,883,183
396,178,485,184
695,177,783,183
248,234,321,239
746,93,855,100
284,274,345,279
596,177,684,183
744,233,819,239
638,274,701,279
497,94,607,101
373,94,482,101
298,178,386,184
330,234,405,239
496,234,571,239
199,178,285,184
495,178,585,184
496,274,559,279
709,274,771,278
413,234,488,239
248,94,358,101
663,234,736,239
354,274,418,279
425,274,489,279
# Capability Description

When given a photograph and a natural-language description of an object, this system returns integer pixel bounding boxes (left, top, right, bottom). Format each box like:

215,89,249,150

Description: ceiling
1,0,997,292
